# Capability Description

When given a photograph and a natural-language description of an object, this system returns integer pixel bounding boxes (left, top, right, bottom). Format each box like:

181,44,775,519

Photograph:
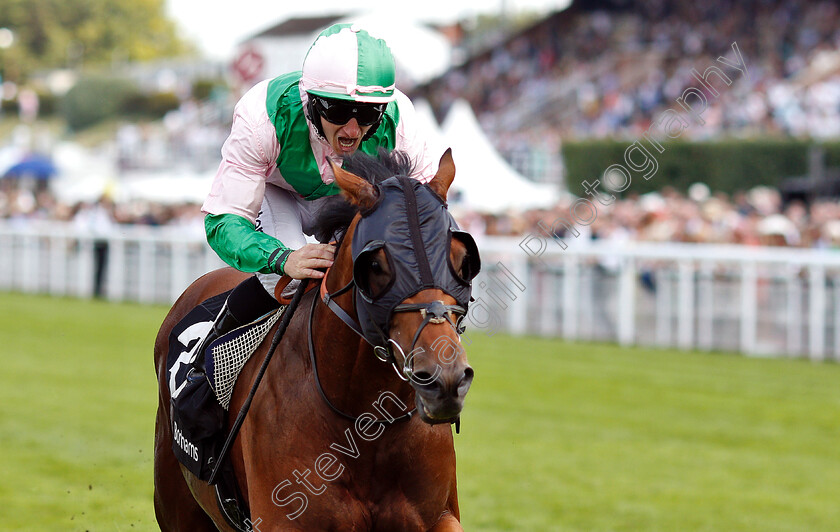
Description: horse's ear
428,148,455,201
329,159,379,210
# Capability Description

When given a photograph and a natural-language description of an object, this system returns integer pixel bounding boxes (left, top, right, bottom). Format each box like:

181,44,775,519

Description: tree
0,0,192,81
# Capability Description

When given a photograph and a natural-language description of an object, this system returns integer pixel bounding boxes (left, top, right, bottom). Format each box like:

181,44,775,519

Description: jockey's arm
205,213,291,274
203,83,291,275
393,91,440,184
204,213,333,278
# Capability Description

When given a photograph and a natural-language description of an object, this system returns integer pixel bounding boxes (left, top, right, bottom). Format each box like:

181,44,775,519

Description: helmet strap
305,96,327,140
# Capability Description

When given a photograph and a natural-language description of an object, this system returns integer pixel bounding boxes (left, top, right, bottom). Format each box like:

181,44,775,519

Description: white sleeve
202,81,280,225
393,90,445,184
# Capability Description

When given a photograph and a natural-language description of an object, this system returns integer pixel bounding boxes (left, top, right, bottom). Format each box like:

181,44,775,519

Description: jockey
196,23,438,355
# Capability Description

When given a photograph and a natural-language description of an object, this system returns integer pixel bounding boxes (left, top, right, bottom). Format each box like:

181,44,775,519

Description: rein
308,287,415,423
319,270,369,344
207,279,310,485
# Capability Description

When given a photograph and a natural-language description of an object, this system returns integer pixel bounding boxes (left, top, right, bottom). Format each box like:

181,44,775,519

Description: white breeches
254,185,329,296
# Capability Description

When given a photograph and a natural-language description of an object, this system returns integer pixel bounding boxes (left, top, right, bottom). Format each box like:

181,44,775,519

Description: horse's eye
458,255,471,280
450,232,480,283
370,260,383,274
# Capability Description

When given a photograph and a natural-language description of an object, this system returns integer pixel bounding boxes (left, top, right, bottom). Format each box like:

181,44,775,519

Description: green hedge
60,76,140,131
191,78,227,101
0,91,58,117
562,139,840,196
60,76,181,131
1,98,17,114
120,91,180,118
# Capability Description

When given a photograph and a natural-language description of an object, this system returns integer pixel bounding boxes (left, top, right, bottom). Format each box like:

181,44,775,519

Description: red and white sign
231,45,265,86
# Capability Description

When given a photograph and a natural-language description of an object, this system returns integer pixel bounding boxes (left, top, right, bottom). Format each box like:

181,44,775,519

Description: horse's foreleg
427,511,464,532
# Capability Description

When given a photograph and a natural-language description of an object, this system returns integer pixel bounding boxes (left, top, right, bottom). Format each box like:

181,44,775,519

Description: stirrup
215,483,251,532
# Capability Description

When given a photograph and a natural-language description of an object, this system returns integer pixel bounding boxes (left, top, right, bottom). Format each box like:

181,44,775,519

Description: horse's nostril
463,367,474,381
457,367,474,395
410,370,438,387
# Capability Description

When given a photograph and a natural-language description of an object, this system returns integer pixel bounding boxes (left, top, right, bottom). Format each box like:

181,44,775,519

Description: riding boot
191,301,242,375
191,275,280,374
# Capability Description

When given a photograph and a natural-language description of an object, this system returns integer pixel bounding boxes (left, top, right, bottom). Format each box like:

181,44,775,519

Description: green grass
1,292,839,531
0,293,167,531
456,335,840,531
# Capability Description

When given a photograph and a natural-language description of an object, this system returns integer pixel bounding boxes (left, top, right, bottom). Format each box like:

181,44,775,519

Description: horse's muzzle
410,363,474,424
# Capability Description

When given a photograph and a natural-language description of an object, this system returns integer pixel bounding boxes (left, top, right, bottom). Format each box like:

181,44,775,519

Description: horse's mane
312,148,416,242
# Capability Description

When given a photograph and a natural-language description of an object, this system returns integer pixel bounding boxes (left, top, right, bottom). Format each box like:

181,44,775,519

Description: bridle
310,173,477,426
312,259,466,424
308,284,414,423
318,260,467,383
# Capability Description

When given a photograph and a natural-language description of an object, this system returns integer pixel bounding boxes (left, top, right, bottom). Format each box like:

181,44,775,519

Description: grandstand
415,0,840,141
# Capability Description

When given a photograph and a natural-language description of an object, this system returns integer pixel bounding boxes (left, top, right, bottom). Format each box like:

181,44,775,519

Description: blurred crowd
115,101,229,173
3,0,840,253
456,183,840,249
0,186,205,236
6,180,839,249
423,0,840,145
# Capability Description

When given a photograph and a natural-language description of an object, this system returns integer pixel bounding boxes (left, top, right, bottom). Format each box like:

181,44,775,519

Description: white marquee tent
330,13,452,87
412,99,448,162
440,99,558,212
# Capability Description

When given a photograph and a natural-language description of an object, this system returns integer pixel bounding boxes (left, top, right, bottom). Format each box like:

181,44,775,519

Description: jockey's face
320,116,373,155
311,96,384,155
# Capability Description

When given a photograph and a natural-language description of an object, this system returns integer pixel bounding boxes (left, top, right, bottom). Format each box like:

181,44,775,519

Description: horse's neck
311,295,414,417
310,226,414,416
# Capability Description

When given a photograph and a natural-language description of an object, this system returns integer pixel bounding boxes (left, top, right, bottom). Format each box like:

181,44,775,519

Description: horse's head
329,149,480,424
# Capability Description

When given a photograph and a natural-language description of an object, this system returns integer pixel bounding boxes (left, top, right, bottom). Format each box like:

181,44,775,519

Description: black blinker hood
351,176,478,346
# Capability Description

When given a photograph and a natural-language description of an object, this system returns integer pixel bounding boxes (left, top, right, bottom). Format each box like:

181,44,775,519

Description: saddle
166,291,282,478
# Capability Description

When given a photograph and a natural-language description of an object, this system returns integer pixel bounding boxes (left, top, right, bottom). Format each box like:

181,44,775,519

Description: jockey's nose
341,118,362,136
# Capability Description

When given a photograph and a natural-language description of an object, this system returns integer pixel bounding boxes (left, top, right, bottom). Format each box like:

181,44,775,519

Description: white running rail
3,221,840,360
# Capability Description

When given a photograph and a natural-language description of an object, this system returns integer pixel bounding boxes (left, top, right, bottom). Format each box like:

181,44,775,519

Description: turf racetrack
2,292,839,531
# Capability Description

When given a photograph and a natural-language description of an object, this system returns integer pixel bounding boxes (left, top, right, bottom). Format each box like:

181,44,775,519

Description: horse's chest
292,482,443,532
256,425,454,530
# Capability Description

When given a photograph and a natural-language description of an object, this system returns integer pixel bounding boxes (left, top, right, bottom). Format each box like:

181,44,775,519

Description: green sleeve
204,213,291,274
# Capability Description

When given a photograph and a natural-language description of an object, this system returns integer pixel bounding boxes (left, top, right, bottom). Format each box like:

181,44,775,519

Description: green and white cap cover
302,24,396,104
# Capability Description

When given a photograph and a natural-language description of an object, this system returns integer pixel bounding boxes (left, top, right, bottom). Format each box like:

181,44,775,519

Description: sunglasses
312,96,386,126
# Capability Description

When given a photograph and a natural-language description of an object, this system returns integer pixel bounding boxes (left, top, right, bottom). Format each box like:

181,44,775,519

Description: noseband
319,268,466,382
377,301,466,382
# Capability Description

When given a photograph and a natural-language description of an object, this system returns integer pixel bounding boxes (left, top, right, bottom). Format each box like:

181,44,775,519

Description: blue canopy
3,155,58,180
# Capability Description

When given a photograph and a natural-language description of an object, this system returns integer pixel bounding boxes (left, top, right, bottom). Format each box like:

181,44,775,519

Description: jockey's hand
283,243,335,279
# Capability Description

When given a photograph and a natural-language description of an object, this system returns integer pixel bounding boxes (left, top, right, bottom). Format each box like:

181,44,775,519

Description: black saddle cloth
166,290,230,481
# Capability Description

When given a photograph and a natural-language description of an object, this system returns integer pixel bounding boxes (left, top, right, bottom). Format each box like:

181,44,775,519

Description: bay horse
154,149,479,531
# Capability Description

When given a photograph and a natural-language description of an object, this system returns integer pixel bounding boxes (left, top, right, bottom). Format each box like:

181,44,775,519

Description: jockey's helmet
301,24,396,104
